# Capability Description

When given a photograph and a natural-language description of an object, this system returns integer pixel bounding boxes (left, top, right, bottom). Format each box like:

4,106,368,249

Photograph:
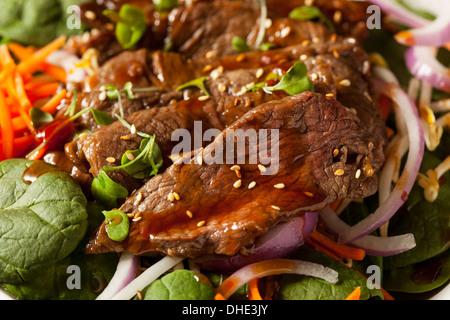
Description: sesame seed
126,152,135,161
168,192,175,202
106,23,115,31
302,40,311,46
265,18,273,28
134,192,143,206
334,169,345,176
258,164,267,173
197,220,206,227
198,95,210,101
78,133,89,139
173,192,180,200
99,91,107,101
339,79,351,87
134,211,142,219
218,83,227,92
305,0,314,5
256,68,264,78
210,66,224,80
271,205,281,211
304,191,314,197
235,170,242,179
274,183,285,189
245,99,252,108
203,65,213,72
236,54,246,62
85,10,96,20
330,33,337,42
186,210,193,218
230,165,241,171
137,290,143,300
121,135,131,140
300,54,308,61
333,49,340,58
205,50,215,59
311,73,318,81
326,93,335,97
333,149,339,157
333,10,342,24
248,181,256,189
233,179,242,189
130,125,136,135
281,26,292,38
132,216,142,222
106,157,116,163
312,36,320,43
355,169,361,179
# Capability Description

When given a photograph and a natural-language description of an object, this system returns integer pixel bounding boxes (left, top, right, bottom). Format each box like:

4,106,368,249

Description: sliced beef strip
85,92,384,257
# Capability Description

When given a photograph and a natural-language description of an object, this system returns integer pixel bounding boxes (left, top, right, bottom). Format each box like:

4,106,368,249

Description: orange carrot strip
0,90,14,159
13,70,32,111
0,44,16,71
12,116,27,132
40,89,67,114
345,286,361,300
17,35,66,76
307,239,344,262
41,63,67,83
214,293,226,300
248,278,263,300
26,82,60,101
27,143,47,161
309,231,366,261
0,135,36,158
8,42,36,61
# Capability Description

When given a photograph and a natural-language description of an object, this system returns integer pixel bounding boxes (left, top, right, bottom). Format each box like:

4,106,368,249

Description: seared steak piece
85,92,384,257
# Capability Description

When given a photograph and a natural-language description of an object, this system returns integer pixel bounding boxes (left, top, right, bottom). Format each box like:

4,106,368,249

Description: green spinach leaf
0,159,88,284
138,270,215,300
91,170,128,209
265,62,314,95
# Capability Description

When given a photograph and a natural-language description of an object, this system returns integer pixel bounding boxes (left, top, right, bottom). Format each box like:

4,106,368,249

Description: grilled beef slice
85,92,384,257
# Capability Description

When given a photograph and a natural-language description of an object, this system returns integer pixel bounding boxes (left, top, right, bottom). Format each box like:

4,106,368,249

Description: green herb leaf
177,76,211,96
265,62,314,95
91,170,128,209
102,209,130,242
121,81,135,99
104,136,163,179
65,87,77,117
30,107,53,129
289,6,335,32
138,270,215,300
259,42,276,51
105,84,120,100
91,109,115,126
153,0,179,12
104,4,147,49
232,36,250,53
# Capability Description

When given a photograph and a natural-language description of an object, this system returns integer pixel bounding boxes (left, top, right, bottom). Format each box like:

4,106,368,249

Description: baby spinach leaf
102,209,129,242
138,270,215,300
276,247,384,300
265,62,314,95
289,6,335,32
0,0,91,47
232,36,250,53
91,170,128,209
0,159,88,284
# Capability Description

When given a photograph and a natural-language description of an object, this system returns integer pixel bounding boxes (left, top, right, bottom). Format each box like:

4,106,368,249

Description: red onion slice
46,50,87,83
194,212,318,272
96,252,139,300
215,258,338,299
319,206,416,257
369,0,450,46
338,66,424,244
405,46,450,93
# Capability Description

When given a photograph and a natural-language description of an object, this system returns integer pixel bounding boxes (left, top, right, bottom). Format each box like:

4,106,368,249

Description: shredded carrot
309,230,366,261
248,278,263,300
26,82,60,102
40,89,67,114
345,286,361,300
40,64,67,83
8,43,36,61
214,293,226,300
307,239,343,262
17,35,66,76
0,90,14,159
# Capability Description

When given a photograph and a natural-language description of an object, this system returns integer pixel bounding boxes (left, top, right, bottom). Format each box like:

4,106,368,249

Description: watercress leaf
105,84,119,100
102,209,129,242
232,36,250,53
177,76,211,96
259,42,276,51
91,170,128,209
265,62,314,95
246,81,266,92
139,270,215,300
0,159,88,284
153,0,179,12
30,107,54,128
276,247,384,300
91,109,115,126
121,81,135,99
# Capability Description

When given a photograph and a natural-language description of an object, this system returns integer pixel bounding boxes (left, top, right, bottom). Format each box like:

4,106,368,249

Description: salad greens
102,209,130,242
91,170,129,209
0,0,91,47
0,159,88,284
